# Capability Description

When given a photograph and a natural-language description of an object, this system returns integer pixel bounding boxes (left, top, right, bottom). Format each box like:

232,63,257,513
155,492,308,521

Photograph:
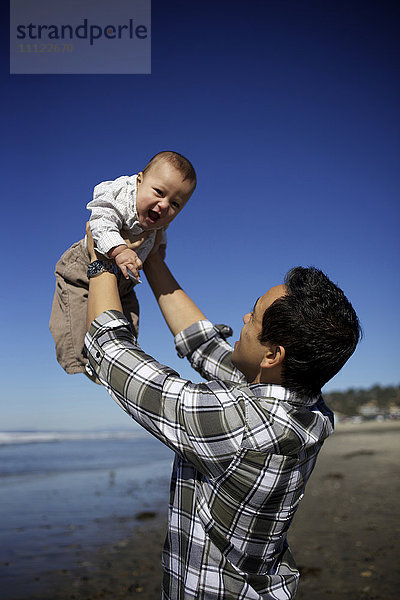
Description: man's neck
250,369,282,386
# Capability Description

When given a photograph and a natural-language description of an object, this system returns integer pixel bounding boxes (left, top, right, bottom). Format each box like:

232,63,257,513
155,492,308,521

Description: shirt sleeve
84,311,247,479
174,319,246,384
87,175,136,256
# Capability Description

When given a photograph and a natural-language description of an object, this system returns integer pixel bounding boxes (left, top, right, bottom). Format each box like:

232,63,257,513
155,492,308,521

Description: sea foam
0,430,147,446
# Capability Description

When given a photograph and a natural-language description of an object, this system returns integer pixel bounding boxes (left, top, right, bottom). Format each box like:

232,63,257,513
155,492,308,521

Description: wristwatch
87,259,118,279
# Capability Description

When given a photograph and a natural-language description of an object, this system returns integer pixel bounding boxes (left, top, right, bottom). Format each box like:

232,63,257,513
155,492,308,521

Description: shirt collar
248,383,320,406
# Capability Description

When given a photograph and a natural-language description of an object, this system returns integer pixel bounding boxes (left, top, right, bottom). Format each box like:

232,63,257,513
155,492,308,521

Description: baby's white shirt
87,173,167,263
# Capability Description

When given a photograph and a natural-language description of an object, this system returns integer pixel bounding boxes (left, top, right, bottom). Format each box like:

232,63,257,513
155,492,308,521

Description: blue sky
1,0,399,430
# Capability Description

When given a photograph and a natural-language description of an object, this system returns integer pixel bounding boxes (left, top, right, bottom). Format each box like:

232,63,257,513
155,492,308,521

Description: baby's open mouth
148,209,160,222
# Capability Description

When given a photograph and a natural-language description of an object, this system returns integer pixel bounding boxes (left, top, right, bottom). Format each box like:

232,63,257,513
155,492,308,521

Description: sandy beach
2,421,399,600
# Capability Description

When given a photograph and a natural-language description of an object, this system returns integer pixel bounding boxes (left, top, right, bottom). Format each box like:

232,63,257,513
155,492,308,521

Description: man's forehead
256,284,287,313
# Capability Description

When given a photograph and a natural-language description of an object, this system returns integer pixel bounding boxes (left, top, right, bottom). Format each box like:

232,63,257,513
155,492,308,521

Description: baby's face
136,161,194,230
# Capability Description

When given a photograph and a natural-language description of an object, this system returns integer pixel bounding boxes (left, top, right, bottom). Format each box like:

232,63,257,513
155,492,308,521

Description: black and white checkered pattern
85,311,334,599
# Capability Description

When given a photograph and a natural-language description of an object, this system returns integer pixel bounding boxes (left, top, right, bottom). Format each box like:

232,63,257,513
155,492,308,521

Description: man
84,228,361,600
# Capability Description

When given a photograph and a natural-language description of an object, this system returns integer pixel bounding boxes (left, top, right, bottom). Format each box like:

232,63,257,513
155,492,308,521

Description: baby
49,150,196,379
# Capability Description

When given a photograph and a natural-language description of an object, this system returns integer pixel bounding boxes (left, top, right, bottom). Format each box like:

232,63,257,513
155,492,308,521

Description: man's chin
231,353,247,379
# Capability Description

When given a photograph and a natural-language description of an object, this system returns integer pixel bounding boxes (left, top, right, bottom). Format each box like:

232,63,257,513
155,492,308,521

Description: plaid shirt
85,311,334,600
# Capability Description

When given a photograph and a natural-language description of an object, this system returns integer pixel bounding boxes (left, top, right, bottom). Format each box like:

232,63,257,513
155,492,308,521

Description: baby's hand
114,247,143,280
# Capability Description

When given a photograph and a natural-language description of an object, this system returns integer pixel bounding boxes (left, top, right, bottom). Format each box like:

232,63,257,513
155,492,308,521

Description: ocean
0,430,173,598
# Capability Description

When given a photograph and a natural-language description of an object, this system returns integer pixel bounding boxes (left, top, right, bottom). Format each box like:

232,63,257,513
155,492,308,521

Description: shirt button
96,351,100,358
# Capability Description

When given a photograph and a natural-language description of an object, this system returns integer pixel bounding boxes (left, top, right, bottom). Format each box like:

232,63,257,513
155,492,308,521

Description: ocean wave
0,430,148,446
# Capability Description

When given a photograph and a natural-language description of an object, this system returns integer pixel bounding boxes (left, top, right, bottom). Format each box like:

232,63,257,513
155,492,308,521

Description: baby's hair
143,151,197,189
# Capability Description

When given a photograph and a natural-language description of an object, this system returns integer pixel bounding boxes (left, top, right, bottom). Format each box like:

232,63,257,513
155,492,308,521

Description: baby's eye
154,188,164,196
171,201,180,209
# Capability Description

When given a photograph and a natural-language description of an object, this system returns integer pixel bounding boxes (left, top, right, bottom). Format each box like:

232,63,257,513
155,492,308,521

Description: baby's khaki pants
49,239,139,377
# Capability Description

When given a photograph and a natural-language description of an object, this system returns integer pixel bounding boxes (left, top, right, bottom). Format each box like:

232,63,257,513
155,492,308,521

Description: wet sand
290,421,400,600
3,421,400,600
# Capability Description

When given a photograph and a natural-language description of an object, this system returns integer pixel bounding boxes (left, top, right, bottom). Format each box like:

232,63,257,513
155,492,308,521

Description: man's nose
243,313,250,324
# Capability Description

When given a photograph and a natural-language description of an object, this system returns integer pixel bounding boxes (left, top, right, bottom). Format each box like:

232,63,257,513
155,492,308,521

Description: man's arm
143,250,206,336
87,271,123,330
144,249,245,384
86,223,123,328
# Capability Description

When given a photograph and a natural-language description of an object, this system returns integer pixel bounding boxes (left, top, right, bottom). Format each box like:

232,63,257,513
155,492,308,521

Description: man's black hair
259,267,362,399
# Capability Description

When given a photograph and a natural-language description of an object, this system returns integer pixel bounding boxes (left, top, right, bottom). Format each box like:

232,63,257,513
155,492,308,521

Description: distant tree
323,384,400,416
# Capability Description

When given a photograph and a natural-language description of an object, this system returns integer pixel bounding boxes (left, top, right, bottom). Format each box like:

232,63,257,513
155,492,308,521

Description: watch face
94,261,104,273
88,260,117,278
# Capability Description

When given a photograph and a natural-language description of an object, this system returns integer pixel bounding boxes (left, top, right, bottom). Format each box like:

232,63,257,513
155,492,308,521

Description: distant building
359,403,379,417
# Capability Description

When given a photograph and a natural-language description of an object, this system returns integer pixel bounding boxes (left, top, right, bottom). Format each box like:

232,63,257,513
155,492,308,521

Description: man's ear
137,171,143,185
260,345,285,369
